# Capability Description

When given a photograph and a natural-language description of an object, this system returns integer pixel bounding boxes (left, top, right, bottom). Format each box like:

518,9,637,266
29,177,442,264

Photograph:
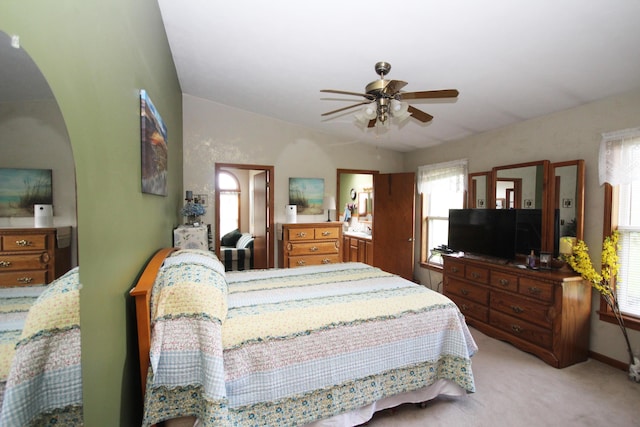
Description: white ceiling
158,0,640,152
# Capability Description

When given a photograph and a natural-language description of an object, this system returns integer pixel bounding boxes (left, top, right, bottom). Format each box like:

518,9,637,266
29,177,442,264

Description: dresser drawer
1,234,48,251
448,294,489,323
0,253,50,271
286,241,339,256
445,277,489,305
0,270,48,287
286,254,341,268
490,291,553,329
444,259,465,278
314,227,340,240
490,271,518,292
286,228,315,241
490,310,552,349
519,277,554,303
465,265,489,284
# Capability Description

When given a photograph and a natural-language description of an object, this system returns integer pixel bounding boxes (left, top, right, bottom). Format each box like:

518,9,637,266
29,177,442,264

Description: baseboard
589,350,628,371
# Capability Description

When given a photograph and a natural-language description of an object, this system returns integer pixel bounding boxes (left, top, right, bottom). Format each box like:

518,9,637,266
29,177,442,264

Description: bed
0,267,83,426
219,230,254,271
131,248,477,427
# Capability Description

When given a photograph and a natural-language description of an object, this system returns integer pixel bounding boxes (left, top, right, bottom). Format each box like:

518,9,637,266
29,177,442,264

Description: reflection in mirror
468,172,490,208
336,169,376,222
0,31,81,421
550,160,585,256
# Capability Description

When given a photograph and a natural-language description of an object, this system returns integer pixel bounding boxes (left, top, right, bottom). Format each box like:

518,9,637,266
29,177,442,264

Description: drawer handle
461,304,469,311
321,258,331,264
460,288,469,296
296,232,307,238
511,305,524,314
528,286,542,295
499,279,510,287
511,324,523,334
471,272,480,279
0,260,11,268
296,260,306,266
15,239,33,247
451,267,459,273
321,231,331,236
17,277,33,284
309,246,319,252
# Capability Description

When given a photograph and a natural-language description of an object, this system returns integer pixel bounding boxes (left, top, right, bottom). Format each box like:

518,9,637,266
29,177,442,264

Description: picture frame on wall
0,168,53,217
288,178,324,215
140,89,168,196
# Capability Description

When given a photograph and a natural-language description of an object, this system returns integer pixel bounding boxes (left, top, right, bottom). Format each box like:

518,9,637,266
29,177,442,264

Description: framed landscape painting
0,168,53,217
140,89,168,196
289,177,324,215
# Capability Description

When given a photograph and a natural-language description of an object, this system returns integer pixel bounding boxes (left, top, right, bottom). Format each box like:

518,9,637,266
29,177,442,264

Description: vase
185,215,200,226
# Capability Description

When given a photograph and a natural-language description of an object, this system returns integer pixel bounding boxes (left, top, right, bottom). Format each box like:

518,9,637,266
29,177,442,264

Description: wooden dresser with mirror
446,159,589,367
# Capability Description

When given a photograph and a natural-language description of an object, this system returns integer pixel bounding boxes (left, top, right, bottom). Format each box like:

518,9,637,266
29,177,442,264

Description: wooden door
373,172,416,280
252,171,268,269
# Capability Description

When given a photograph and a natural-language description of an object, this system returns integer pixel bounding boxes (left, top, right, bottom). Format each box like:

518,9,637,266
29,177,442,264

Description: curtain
599,126,640,186
417,159,468,194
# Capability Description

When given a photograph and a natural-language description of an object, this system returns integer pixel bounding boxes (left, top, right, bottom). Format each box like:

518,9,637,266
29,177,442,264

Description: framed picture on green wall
140,89,168,196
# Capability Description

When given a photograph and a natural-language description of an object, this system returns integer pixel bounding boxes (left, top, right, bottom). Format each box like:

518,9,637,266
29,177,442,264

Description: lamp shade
323,195,336,210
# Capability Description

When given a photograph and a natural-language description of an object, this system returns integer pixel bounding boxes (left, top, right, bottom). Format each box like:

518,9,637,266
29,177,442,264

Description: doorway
215,163,275,269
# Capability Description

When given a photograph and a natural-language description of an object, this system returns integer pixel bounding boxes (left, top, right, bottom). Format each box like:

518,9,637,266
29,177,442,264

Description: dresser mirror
468,172,491,208
549,160,585,254
486,159,584,256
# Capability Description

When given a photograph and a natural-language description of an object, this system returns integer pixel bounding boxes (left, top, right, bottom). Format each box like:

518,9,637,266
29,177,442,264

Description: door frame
215,163,275,268
336,168,379,221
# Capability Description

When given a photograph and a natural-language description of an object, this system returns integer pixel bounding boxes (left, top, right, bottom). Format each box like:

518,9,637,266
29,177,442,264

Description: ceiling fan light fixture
363,103,377,120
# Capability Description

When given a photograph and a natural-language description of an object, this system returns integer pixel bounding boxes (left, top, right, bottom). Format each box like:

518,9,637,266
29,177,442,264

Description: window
600,127,640,327
418,160,467,267
218,171,240,237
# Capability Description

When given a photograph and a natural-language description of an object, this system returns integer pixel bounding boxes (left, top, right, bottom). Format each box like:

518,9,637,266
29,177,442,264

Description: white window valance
599,126,640,186
417,159,468,194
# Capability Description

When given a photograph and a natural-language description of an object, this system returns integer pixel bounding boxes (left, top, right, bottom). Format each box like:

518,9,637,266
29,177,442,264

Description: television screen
515,209,543,256
448,209,517,260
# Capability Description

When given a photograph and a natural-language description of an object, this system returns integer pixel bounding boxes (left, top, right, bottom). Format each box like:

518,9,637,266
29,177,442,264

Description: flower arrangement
563,232,640,382
181,201,206,225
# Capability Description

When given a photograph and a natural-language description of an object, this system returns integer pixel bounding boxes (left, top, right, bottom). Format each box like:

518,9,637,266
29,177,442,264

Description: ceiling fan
321,61,459,128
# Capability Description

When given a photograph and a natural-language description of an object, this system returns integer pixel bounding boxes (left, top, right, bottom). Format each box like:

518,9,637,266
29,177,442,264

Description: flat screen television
515,209,543,256
448,209,517,261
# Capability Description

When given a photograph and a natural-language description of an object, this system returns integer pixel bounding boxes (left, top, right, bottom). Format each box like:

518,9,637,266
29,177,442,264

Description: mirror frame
548,159,585,252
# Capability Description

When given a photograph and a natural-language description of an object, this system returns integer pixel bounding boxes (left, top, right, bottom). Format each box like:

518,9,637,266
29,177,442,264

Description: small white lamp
323,195,336,222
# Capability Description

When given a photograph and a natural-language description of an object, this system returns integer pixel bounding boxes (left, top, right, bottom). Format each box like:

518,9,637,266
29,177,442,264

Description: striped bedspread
0,267,83,426
143,254,476,427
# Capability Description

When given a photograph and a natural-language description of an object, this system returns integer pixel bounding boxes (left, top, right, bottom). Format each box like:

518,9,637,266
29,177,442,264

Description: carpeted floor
365,327,640,427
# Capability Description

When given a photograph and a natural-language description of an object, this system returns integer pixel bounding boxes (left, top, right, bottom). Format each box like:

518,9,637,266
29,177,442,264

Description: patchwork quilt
0,267,83,426
143,252,476,427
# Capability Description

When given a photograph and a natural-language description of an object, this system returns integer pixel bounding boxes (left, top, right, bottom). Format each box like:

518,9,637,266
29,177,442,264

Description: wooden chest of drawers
0,227,71,287
443,255,591,368
279,223,342,268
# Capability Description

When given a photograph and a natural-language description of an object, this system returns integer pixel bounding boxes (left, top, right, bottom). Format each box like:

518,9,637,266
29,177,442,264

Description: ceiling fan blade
381,80,408,96
408,105,434,123
399,89,459,100
321,101,371,117
367,119,376,128
321,89,375,100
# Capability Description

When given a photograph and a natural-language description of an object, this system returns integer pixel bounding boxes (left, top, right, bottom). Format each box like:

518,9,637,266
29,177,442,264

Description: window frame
218,171,241,237
603,183,640,331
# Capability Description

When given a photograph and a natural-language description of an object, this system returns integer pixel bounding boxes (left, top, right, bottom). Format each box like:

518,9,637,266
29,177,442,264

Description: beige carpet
365,327,640,427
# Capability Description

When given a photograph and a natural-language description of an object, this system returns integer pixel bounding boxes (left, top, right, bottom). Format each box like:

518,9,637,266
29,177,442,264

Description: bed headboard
130,247,177,396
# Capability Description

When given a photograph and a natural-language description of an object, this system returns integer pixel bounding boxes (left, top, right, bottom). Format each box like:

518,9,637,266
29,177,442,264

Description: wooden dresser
0,227,72,287
279,222,342,268
443,255,591,368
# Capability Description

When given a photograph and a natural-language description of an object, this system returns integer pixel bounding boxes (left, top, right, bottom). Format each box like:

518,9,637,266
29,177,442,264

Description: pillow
221,229,242,247
236,233,254,249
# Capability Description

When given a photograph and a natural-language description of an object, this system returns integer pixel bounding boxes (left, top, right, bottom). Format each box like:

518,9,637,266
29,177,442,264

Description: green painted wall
1,1,183,425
